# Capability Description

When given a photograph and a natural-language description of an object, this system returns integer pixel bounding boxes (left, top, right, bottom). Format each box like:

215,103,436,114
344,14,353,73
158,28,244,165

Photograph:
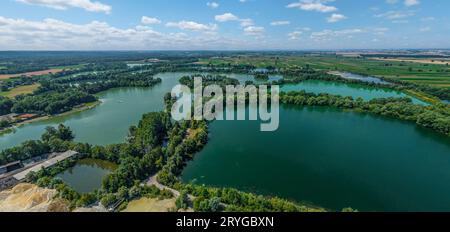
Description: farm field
0,69,65,80
201,56,450,88
0,83,40,98
371,58,450,65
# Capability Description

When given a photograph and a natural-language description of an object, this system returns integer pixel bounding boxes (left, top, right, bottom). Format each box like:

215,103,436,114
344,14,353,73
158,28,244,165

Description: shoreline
328,71,439,105
0,100,102,137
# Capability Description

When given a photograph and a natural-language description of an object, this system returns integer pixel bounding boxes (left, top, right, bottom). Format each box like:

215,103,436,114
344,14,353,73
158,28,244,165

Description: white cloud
287,0,337,13
373,27,389,35
404,0,420,7
166,20,218,32
141,16,161,25
215,13,259,33
0,16,446,50
419,27,430,32
271,21,291,26
207,2,219,9
16,0,111,13
375,10,414,20
310,28,363,41
215,13,239,22
244,26,265,36
327,13,346,23
0,16,248,50
216,13,254,27
240,18,254,27
288,31,302,40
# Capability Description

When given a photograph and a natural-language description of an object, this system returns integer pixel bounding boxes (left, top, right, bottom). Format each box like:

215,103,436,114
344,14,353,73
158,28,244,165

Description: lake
0,72,426,149
0,72,448,211
56,159,117,193
329,71,392,85
281,80,427,105
181,105,450,212
0,72,184,150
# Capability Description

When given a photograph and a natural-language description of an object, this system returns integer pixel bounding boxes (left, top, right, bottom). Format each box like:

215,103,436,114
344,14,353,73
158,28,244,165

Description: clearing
122,197,177,212
0,84,40,98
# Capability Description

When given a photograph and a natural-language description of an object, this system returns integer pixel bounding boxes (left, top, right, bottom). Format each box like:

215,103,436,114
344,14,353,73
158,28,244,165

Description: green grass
0,84,41,98
200,56,450,87
50,64,85,70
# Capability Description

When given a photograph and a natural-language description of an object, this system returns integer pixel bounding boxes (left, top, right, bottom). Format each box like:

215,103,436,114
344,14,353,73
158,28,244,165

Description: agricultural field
49,64,86,70
371,58,450,65
0,83,40,98
200,56,450,88
0,69,65,80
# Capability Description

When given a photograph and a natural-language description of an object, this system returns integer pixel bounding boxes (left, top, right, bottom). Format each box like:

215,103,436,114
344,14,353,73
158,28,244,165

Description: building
17,114,38,121
0,161,23,175
12,151,78,181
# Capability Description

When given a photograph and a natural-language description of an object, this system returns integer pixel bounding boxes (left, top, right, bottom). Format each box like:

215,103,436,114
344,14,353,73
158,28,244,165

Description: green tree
175,191,190,210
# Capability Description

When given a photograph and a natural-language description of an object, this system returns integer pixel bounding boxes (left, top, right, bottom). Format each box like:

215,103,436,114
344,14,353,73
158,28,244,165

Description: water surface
56,159,117,193
0,72,426,150
281,80,426,104
182,105,450,212
329,71,391,85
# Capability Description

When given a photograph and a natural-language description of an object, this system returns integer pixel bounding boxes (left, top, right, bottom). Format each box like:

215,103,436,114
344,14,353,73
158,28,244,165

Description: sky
0,0,448,50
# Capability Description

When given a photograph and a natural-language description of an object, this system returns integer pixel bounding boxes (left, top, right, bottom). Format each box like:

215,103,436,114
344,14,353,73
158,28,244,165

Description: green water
0,72,446,211
281,80,427,105
0,72,185,150
56,159,118,193
0,72,424,151
182,105,450,212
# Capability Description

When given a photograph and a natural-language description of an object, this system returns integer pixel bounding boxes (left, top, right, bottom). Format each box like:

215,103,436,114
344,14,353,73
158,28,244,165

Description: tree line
281,91,450,136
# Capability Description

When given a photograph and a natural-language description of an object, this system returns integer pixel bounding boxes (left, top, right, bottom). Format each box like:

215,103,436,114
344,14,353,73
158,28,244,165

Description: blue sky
0,0,448,50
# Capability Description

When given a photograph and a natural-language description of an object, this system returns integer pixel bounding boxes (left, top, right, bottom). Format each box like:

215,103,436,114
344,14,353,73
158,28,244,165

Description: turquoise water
0,73,425,150
182,105,450,212
281,80,427,105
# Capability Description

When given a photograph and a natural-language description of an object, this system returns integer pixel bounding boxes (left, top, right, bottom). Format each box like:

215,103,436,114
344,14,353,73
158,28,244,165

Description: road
146,174,181,197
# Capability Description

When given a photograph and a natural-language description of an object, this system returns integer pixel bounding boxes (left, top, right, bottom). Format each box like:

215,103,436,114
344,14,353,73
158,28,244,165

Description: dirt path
146,174,181,197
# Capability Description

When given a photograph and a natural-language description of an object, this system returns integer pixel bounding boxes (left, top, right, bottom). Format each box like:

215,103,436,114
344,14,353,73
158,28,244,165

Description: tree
41,124,74,142
176,191,190,210
57,124,75,141
0,96,13,115
0,120,10,129
208,197,221,212
101,194,118,208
